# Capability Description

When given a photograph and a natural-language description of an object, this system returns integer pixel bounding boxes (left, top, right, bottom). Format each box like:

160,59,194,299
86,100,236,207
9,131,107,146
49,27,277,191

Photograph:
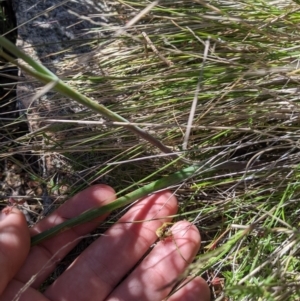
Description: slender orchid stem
31,164,200,246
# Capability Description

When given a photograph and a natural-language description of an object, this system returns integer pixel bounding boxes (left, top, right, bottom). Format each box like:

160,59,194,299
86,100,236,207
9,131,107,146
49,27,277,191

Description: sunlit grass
1,0,300,299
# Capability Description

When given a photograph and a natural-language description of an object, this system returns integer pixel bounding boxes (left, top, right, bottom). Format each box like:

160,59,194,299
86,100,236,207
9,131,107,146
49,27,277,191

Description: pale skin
0,184,210,301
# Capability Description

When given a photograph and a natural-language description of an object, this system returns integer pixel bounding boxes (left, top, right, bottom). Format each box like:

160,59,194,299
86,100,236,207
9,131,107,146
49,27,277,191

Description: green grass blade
31,164,200,246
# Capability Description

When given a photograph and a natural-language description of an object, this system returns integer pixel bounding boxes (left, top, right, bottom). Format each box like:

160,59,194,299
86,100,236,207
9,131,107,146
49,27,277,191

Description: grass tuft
2,0,300,299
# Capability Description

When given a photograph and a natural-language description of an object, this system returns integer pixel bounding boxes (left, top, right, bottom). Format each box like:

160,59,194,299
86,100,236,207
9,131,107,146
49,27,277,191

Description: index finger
14,184,116,288
0,208,30,295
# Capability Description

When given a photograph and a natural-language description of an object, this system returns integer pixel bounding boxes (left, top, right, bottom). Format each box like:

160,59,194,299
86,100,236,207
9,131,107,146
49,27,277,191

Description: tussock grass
2,0,300,299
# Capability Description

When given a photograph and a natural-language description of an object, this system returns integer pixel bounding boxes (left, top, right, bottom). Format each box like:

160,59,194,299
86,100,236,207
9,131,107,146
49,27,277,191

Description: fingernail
0,209,10,221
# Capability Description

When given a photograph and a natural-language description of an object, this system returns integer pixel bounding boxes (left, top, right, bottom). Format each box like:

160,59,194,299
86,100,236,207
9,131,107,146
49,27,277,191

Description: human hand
0,185,210,301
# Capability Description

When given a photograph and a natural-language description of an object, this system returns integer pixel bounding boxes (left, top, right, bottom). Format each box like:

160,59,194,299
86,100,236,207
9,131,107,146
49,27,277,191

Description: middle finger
44,191,178,301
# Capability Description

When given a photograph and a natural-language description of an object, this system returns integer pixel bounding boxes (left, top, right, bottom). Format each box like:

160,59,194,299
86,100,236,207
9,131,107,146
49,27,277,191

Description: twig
142,31,174,67
182,35,210,150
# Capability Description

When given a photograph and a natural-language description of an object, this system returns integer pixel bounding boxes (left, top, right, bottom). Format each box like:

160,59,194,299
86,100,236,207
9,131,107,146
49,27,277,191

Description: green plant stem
0,37,265,170
0,36,183,162
31,164,200,246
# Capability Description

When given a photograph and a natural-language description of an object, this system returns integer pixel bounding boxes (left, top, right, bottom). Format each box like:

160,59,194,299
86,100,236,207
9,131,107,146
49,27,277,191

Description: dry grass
2,0,300,300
